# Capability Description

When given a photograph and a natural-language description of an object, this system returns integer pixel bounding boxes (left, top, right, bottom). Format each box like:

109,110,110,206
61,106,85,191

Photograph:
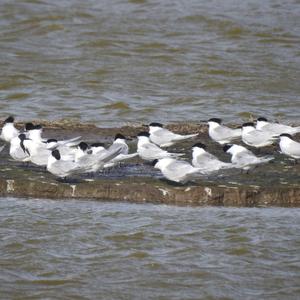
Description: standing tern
137,132,183,161
148,122,198,147
0,116,19,143
223,144,273,171
241,122,276,148
152,158,204,184
278,133,300,160
191,143,233,173
208,118,241,144
256,117,300,136
104,134,138,168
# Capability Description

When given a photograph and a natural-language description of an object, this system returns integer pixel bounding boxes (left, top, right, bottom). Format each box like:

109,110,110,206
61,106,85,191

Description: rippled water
0,0,300,126
0,198,299,299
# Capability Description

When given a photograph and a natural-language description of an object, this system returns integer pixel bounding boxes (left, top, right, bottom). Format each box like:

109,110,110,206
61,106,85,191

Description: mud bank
1,120,299,207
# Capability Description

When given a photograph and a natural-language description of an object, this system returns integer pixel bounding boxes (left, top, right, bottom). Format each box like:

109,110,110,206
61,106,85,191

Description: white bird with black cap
256,117,300,136
207,118,241,145
148,122,198,147
152,158,204,184
223,144,273,171
241,122,277,148
104,133,138,168
192,143,233,173
278,133,300,160
137,132,183,161
0,116,19,143
47,149,85,178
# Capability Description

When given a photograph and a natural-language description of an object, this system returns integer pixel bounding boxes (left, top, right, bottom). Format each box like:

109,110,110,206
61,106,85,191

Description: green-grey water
0,0,299,125
0,198,300,299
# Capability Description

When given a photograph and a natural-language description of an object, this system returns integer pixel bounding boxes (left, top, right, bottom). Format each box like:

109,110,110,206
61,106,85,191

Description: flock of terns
0,116,299,184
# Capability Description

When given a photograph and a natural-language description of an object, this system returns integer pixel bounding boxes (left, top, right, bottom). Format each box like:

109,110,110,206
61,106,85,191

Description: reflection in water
0,0,300,125
0,198,299,299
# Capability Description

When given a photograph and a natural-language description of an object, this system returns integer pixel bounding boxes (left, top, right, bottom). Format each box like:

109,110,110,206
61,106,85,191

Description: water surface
0,198,299,299
0,0,300,126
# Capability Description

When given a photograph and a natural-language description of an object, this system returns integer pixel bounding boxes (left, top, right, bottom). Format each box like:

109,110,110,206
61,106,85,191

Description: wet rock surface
1,121,299,207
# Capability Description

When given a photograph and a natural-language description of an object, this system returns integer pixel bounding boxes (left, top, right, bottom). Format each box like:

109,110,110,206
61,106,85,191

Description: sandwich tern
223,144,273,171
256,117,300,136
137,132,183,161
148,122,198,147
278,133,300,159
208,118,241,144
47,149,85,178
152,157,203,183
104,134,138,168
192,143,233,173
242,122,276,148
0,116,19,143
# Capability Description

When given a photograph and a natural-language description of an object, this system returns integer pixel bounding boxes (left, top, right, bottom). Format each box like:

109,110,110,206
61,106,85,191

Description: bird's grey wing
194,152,228,170
247,131,275,145
108,142,128,155
58,136,82,146
216,126,241,139
288,141,300,157
111,152,138,163
152,129,177,143
97,144,124,163
167,160,197,174
143,143,166,155
53,160,82,176
0,145,5,153
202,152,219,162
233,151,259,166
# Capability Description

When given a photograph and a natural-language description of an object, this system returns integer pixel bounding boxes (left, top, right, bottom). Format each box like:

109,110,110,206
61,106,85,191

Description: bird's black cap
279,133,293,139
91,142,105,147
192,143,206,150
257,117,268,122
25,123,34,131
78,142,88,151
115,133,126,140
4,116,14,124
223,144,233,152
47,139,58,143
151,159,159,166
149,122,163,128
208,118,222,124
34,124,42,130
242,122,255,127
52,149,61,160
137,132,150,137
